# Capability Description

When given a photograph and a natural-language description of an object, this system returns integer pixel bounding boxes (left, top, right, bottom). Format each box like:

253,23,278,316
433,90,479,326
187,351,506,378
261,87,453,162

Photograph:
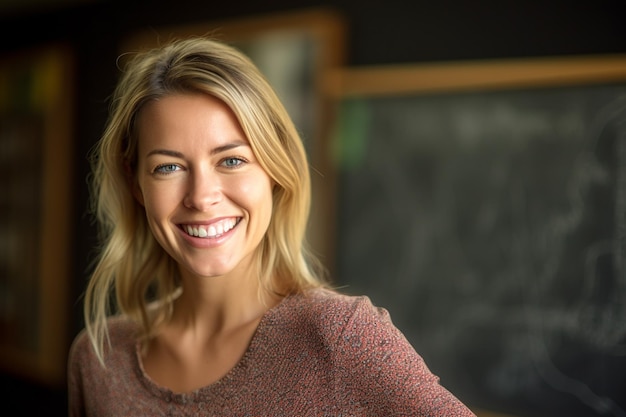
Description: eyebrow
145,141,249,158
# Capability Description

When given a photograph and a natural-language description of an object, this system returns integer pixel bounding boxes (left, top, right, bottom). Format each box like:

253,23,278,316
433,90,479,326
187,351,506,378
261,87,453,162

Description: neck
171,267,278,337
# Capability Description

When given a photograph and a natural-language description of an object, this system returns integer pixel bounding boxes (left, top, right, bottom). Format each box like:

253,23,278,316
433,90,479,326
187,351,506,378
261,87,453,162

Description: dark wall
1,1,625,415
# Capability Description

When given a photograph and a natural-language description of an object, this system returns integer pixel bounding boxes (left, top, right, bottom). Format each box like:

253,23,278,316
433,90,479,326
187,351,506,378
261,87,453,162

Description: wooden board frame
326,54,626,97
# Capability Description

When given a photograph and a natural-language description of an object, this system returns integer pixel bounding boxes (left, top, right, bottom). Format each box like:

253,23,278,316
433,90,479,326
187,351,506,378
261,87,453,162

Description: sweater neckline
134,291,298,403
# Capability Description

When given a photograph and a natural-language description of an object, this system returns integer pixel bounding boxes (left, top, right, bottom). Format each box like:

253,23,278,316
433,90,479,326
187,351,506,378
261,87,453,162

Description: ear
125,161,145,206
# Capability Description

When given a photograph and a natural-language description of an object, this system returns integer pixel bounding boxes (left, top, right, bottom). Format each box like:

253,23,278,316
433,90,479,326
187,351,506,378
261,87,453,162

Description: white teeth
184,218,237,238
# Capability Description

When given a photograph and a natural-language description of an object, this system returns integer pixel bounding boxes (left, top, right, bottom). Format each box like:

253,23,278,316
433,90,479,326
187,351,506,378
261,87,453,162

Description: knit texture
68,288,476,416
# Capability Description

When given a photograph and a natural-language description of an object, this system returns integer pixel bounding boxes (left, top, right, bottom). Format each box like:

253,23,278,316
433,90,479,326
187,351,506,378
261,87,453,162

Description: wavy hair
84,37,327,363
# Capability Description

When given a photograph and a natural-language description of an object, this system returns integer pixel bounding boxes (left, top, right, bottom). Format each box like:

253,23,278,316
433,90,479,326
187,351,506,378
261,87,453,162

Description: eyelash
152,156,248,175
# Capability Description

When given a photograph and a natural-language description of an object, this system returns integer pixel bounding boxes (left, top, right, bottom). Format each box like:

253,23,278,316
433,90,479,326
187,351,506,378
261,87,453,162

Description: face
134,93,274,279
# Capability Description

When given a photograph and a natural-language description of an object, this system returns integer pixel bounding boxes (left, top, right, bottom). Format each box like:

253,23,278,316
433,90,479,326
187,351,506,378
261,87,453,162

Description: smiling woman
67,37,477,416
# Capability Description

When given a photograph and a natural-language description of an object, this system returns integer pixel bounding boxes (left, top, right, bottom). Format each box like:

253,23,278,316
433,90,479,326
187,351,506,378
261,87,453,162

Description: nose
183,168,222,211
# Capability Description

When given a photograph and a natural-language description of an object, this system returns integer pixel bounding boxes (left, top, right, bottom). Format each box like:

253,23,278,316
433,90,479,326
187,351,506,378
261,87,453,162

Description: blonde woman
68,37,476,416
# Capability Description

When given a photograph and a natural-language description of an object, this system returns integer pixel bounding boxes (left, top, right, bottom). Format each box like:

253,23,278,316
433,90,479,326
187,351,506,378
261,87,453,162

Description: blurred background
1,1,626,416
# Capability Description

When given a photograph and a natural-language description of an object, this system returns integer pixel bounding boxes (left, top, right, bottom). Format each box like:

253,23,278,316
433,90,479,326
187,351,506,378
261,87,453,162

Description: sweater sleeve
335,296,476,417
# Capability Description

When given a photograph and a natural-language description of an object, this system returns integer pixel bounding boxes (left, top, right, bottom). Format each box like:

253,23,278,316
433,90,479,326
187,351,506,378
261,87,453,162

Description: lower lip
179,224,237,248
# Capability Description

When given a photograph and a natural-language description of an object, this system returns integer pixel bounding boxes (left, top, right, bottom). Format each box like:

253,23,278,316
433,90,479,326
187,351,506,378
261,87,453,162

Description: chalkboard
333,82,626,417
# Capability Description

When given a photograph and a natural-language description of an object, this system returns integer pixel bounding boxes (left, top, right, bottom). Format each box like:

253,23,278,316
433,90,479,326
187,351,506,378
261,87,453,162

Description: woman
68,37,476,416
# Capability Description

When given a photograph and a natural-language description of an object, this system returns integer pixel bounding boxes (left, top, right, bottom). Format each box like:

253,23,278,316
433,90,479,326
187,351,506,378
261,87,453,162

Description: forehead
135,93,249,148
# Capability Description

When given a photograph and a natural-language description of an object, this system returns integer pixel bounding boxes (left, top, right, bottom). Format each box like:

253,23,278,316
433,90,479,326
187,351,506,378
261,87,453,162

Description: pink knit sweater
68,288,476,416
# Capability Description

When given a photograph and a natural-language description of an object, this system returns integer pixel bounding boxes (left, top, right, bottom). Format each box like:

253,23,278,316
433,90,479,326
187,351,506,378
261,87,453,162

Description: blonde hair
84,37,327,363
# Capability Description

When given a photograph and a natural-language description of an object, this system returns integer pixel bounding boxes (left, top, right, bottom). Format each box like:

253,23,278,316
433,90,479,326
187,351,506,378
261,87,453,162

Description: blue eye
222,157,245,168
154,164,179,174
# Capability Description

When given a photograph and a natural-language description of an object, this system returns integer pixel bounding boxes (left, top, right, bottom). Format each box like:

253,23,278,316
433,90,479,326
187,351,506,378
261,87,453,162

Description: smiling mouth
182,218,240,238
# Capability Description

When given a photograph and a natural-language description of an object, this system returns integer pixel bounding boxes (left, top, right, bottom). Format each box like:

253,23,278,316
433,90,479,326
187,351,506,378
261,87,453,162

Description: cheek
236,177,274,219
141,184,181,219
